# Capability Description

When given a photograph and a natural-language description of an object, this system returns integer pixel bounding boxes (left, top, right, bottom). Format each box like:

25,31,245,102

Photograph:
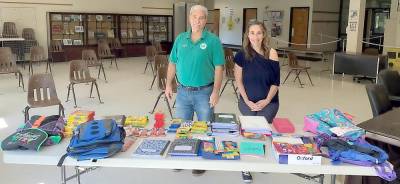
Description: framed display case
147,16,172,43
50,13,85,46
48,12,173,59
87,14,117,45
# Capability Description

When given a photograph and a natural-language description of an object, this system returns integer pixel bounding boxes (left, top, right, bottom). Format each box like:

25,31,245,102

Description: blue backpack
58,119,125,166
322,138,397,181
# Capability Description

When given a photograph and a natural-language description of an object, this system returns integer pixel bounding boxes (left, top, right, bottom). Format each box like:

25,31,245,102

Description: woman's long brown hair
243,21,270,61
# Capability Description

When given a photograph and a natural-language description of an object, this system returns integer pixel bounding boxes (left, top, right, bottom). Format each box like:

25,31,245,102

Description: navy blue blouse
234,50,280,103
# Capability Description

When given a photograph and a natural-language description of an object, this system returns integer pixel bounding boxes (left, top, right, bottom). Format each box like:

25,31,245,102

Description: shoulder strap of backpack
57,153,68,167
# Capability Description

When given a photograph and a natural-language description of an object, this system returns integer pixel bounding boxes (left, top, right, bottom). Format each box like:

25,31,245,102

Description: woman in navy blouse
234,21,280,124
234,20,280,184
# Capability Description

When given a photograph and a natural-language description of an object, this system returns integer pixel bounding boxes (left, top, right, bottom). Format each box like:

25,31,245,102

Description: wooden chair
66,60,103,108
49,40,67,62
2,22,18,38
220,48,239,100
153,41,166,55
98,42,118,70
149,54,168,90
282,52,313,87
29,46,52,75
82,49,107,82
0,47,24,91
144,45,156,74
109,38,125,57
24,73,64,122
150,65,177,118
22,28,35,40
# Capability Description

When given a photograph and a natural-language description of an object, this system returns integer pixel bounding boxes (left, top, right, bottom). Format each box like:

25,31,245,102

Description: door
206,9,220,36
243,8,257,34
289,7,309,49
363,8,389,53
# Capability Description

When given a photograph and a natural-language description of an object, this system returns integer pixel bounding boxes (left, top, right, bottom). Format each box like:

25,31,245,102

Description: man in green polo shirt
165,4,225,176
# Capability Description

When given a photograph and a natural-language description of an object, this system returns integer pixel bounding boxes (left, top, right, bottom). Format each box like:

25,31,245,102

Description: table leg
61,165,67,184
330,174,336,184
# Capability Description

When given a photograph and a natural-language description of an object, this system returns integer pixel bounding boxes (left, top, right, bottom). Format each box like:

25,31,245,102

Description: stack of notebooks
239,116,272,138
210,113,240,136
133,139,170,158
272,136,322,165
191,121,208,134
167,139,201,156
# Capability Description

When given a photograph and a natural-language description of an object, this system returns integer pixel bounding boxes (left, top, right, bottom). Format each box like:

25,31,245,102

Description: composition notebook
167,139,201,156
132,139,170,158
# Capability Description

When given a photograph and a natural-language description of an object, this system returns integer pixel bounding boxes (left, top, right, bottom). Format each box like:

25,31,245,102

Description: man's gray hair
189,4,208,18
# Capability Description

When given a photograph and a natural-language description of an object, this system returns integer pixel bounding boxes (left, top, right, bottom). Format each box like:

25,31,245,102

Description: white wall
311,0,341,51
215,0,313,48
0,0,174,52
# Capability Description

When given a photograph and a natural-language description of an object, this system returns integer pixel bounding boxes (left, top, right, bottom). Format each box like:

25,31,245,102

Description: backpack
304,108,365,140
323,138,397,181
1,115,65,151
57,119,125,166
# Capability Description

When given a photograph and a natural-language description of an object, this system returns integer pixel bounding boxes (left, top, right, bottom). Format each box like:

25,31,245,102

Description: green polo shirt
169,29,225,87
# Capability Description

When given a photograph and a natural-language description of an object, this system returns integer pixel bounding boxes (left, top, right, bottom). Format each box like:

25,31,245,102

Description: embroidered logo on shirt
182,44,187,48
200,43,207,49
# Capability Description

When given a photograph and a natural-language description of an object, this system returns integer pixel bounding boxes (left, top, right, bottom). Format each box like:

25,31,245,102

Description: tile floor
0,56,373,184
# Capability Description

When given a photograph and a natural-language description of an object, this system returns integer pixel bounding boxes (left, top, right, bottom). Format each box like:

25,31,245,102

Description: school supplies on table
125,115,149,128
239,116,272,136
167,139,201,156
272,136,322,165
211,113,240,136
272,118,295,133
133,139,170,158
239,141,265,157
202,140,240,160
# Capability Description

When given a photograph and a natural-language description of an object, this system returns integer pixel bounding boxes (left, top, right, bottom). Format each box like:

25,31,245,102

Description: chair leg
71,84,77,108
305,70,314,86
66,83,71,102
114,58,118,70
46,60,52,73
28,62,33,75
97,65,101,79
24,106,31,122
90,82,94,98
143,62,149,74
231,80,239,101
101,64,107,82
295,71,304,87
164,93,173,118
282,70,293,84
149,75,157,90
19,72,25,91
59,104,65,117
150,92,164,114
150,62,154,75
94,82,103,104
219,80,229,96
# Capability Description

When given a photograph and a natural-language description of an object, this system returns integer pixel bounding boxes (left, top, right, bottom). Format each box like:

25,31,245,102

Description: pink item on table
272,118,295,133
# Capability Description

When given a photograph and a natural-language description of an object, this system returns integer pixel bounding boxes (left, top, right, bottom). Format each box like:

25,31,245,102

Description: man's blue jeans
175,85,213,121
